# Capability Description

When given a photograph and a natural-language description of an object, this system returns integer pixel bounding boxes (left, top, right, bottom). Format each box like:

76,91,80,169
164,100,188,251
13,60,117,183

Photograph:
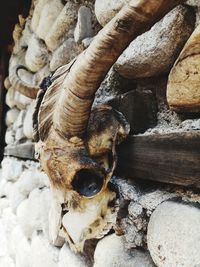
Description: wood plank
116,131,200,188
4,143,36,160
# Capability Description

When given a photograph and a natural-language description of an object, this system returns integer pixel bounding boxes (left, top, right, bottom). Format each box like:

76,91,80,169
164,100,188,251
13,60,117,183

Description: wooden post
116,131,200,189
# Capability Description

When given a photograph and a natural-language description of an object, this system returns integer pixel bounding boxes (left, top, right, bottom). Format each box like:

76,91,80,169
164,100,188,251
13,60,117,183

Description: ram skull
33,0,185,252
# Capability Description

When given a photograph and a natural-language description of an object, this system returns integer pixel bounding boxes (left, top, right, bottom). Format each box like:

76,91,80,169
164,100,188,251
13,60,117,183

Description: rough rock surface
114,5,195,78
74,6,93,43
147,201,200,267
94,0,129,26
45,2,77,52
186,0,200,6
167,23,200,112
25,34,49,72
94,234,155,267
50,38,84,71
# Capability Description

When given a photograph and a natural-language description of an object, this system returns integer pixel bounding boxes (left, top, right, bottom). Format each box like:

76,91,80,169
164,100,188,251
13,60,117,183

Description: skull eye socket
72,169,104,197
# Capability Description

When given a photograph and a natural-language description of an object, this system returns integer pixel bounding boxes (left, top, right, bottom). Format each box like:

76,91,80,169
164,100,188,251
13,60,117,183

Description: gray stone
94,234,155,267
147,201,200,267
50,38,84,71
74,6,93,43
114,5,195,79
94,0,129,26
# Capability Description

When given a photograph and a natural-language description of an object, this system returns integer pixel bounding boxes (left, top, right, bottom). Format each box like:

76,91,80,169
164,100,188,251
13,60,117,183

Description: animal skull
37,105,129,252
33,0,183,253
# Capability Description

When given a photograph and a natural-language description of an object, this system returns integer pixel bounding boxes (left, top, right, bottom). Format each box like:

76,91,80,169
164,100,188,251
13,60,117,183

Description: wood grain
116,131,200,188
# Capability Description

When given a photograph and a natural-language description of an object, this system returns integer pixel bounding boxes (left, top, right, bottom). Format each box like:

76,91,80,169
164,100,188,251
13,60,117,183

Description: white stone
45,1,78,51
1,157,24,182
95,0,129,26
30,233,59,267
17,188,51,239
6,87,16,109
25,34,49,72
94,234,155,267
0,220,8,256
114,5,195,78
58,244,87,267
0,208,17,259
31,0,49,33
8,184,26,212
74,6,93,43
3,182,14,198
14,91,32,110
0,198,9,215
147,201,200,267
15,169,49,197
5,128,15,145
13,109,26,130
15,127,26,142
23,101,35,139
0,178,7,197
35,0,64,41
10,226,31,267
0,256,15,267
5,108,20,127
1,208,17,237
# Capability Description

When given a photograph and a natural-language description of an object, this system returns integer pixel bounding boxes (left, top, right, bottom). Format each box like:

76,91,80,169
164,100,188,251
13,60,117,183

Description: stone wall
1,1,200,266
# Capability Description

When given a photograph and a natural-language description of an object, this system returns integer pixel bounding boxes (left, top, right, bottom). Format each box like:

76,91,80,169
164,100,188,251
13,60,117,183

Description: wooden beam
116,131,200,188
4,143,36,160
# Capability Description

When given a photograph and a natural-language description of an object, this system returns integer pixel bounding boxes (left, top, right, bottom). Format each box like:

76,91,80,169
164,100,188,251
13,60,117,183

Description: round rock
114,5,195,79
94,234,155,267
95,0,129,26
147,201,200,267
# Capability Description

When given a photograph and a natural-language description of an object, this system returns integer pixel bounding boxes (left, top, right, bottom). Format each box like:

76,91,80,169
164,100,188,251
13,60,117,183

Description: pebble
147,201,200,266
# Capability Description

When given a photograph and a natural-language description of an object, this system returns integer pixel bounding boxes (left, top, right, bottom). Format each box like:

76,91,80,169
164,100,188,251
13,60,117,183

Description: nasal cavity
72,169,104,197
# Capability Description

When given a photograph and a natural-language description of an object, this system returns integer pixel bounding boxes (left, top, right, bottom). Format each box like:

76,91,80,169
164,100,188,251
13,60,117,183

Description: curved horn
41,0,185,138
9,65,40,99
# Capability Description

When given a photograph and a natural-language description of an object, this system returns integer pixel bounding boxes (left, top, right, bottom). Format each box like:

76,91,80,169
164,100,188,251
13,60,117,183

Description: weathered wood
4,143,36,160
116,131,200,188
107,90,157,134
